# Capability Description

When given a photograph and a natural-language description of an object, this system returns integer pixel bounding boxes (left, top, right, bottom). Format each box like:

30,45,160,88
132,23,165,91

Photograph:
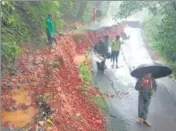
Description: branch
172,1,176,11
14,3,26,12
143,5,166,26
143,14,156,26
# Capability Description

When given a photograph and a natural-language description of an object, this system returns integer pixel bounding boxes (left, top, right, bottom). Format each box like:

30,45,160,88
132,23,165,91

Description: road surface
91,22,176,131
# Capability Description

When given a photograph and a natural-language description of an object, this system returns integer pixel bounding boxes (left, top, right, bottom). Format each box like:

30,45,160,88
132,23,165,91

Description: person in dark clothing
94,40,108,55
135,73,157,126
94,40,108,73
103,35,111,59
104,36,110,52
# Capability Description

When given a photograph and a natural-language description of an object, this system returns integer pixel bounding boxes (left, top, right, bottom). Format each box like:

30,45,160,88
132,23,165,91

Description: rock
17,84,22,88
38,121,44,126
12,105,18,111
7,83,13,88
5,106,13,112
94,119,102,124
38,128,44,131
27,127,33,131
74,113,81,118
47,127,53,131
21,104,28,110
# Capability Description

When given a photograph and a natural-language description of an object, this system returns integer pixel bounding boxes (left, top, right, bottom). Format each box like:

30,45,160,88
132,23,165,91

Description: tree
115,1,176,77
115,1,175,20
1,1,71,74
76,0,87,19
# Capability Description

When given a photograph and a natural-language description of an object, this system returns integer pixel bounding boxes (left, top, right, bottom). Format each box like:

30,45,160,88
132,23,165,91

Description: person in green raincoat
46,13,57,51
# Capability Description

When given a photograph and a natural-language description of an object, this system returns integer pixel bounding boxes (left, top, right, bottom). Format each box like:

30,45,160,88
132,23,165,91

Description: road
91,22,176,131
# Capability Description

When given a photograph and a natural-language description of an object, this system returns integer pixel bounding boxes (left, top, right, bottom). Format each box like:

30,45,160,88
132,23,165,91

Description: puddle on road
2,88,38,128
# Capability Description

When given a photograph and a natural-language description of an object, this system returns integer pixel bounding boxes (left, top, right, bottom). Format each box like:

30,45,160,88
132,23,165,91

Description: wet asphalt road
92,24,176,131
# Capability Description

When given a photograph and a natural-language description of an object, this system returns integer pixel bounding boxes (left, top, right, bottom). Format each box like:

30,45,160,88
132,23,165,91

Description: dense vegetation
1,1,112,75
1,1,65,73
115,1,176,77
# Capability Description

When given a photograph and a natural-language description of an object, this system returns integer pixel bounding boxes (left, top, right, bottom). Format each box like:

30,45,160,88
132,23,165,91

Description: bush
144,13,176,78
1,1,72,72
79,62,91,83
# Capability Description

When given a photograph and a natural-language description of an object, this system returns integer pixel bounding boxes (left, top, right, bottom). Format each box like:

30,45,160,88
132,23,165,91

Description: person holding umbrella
135,73,157,126
131,63,172,126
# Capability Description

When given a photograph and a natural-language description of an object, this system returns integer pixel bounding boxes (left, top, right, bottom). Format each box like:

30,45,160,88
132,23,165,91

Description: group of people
46,13,157,127
94,34,157,126
94,35,122,73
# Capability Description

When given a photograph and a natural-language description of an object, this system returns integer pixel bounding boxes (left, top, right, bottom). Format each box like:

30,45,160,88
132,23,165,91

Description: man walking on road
94,39,108,73
111,35,121,68
135,73,157,126
46,13,57,52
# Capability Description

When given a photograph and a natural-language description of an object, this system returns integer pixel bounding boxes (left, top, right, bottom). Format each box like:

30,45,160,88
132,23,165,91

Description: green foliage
152,13,176,78
115,1,153,19
69,2,79,17
116,1,176,77
1,1,72,72
153,13,176,61
81,1,111,23
59,0,73,16
114,1,173,20
1,1,25,68
82,3,92,22
167,61,176,79
78,61,109,113
1,42,22,62
79,62,91,83
16,1,63,42
2,1,28,43
78,62,109,114
144,13,176,78
93,94,109,113
25,1,63,31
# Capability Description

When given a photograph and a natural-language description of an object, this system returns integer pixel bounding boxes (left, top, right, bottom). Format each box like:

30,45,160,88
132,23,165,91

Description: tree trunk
172,1,176,11
76,1,87,19
96,1,102,9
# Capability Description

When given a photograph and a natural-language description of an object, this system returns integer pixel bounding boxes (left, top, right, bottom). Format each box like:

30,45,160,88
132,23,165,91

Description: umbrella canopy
130,63,172,79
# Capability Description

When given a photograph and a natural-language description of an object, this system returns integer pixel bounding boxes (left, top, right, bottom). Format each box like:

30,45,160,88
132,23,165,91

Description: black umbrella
130,63,172,79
